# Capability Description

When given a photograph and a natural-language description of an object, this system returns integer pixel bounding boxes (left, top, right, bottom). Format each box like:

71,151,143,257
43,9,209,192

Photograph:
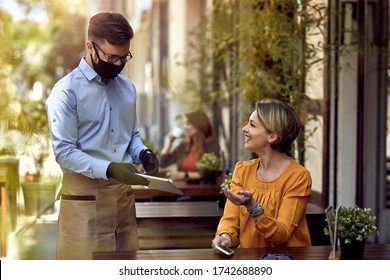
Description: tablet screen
136,173,184,195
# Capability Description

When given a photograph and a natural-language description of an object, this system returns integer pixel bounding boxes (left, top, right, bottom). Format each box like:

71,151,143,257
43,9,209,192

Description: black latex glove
106,162,149,186
140,148,159,175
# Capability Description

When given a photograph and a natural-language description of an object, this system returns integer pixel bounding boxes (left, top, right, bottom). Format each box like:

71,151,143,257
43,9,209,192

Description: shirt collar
78,57,98,82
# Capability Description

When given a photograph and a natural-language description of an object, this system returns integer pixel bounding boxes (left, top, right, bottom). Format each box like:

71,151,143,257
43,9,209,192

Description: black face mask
91,53,125,80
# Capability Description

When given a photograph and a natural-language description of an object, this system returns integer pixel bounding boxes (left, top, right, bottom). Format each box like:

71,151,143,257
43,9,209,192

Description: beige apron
56,174,139,260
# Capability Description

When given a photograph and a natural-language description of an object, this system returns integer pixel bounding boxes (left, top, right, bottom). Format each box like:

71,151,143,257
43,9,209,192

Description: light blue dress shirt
46,57,145,179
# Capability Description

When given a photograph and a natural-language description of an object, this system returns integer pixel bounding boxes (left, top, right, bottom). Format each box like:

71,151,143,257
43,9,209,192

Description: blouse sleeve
215,161,244,246
252,169,312,245
158,141,187,168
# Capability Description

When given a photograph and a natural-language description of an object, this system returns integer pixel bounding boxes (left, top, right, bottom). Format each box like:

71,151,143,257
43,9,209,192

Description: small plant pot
202,170,218,184
22,182,57,216
340,239,366,260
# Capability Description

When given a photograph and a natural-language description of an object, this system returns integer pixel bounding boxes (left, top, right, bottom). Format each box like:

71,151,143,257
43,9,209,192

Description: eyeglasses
260,253,293,260
92,42,133,64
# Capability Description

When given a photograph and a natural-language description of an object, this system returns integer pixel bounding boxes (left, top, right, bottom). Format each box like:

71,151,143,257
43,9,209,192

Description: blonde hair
255,98,302,157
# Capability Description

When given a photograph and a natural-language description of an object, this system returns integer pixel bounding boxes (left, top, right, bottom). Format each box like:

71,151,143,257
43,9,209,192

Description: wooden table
136,201,224,219
0,168,7,257
133,180,223,201
136,201,223,249
0,158,19,231
134,201,328,249
93,243,390,260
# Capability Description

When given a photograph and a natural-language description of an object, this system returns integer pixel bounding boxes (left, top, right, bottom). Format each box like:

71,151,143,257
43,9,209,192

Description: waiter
46,11,159,259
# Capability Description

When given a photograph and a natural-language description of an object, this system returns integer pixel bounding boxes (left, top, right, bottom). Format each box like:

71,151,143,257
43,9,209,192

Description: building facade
89,0,390,243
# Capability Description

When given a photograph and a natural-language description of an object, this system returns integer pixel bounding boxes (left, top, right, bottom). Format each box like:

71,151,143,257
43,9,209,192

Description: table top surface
135,201,224,218
135,201,324,218
133,180,223,199
93,243,390,260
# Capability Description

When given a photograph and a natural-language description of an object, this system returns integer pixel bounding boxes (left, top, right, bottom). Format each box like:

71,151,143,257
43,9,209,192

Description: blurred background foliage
0,0,87,167
181,0,325,163
185,0,325,110
0,0,87,91
1,0,325,165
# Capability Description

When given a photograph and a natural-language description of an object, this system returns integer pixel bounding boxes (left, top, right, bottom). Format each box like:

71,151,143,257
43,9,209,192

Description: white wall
336,46,358,207
304,6,325,197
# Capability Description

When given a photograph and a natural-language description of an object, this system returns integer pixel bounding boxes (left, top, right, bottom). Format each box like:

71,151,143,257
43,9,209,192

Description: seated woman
159,109,220,183
212,98,312,250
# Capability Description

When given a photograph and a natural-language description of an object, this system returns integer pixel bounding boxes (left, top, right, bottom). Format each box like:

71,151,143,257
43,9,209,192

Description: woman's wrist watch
248,203,264,217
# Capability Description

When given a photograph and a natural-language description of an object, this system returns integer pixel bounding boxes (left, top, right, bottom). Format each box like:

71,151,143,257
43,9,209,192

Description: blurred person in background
159,109,220,183
212,98,312,251
46,11,159,259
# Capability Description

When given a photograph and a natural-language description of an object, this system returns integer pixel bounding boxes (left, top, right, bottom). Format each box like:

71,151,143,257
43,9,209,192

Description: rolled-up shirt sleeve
46,82,110,179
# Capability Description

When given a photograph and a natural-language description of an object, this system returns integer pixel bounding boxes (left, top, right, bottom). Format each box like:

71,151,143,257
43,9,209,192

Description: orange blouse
180,150,198,171
216,158,312,248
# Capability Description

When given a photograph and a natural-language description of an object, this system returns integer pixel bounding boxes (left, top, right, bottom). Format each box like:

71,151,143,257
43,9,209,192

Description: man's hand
106,162,149,186
140,149,159,175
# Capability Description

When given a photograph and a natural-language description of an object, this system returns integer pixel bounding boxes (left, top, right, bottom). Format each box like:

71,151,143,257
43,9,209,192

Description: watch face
249,204,264,217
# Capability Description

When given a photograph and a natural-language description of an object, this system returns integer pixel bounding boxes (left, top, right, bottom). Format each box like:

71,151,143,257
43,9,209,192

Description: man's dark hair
88,11,134,45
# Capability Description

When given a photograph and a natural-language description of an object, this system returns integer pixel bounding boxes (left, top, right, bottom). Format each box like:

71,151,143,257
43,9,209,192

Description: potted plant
324,205,379,259
220,172,232,190
22,133,60,215
196,153,222,184
20,99,60,216
217,172,233,208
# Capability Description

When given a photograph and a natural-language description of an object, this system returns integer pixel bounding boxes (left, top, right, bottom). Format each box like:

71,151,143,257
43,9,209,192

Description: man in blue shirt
46,11,159,259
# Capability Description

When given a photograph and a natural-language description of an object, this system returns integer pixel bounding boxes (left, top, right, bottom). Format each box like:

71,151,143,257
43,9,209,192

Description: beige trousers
56,174,139,260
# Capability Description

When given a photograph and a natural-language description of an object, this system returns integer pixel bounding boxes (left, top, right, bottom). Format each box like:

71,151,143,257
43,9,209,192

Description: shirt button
113,148,117,153
111,128,114,132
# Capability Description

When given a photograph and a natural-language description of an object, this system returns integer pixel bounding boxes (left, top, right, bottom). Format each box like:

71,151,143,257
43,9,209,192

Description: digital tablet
136,173,184,195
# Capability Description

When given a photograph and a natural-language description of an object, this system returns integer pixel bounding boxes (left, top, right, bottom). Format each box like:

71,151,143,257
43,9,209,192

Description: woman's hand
161,131,177,154
168,131,177,143
222,187,257,210
211,233,232,252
